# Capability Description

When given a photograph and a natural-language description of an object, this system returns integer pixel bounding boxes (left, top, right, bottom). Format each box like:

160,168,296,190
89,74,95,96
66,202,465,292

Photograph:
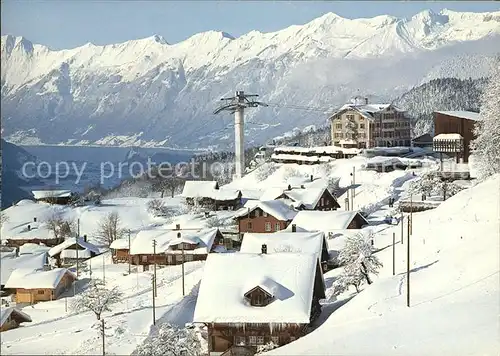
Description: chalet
165,228,225,265
1,252,47,291
48,237,101,267
193,252,326,355
182,181,242,210
129,228,224,268
110,238,131,264
240,231,330,269
433,110,481,163
234,200,298,239
4,268,76,303
2,216,64,247
412,133,433,149
0,307,32,332
32,190,74,205
280,187,340,211
286,210,369,232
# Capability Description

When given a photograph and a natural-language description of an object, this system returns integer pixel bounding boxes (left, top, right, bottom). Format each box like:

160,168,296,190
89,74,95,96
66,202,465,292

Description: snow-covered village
1,2,499,356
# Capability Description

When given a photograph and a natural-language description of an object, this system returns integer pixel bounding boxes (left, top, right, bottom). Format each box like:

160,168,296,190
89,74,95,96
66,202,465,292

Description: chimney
261,244,267,254
310,175,313,182
15,246,19,257
83,234,87,242
34,217,37,223
287,184,291,191
177,232,181,238
291,224,297,232
175,224,181,230
364,97,368,105
27,225,31,231
204,211,210,218
300,185,305,189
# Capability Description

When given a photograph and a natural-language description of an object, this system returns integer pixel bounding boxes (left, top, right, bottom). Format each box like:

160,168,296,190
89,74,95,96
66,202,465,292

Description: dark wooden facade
6,237,63,248
346,213,369,229
434,112,477,163
237,208,292,239
112,249,130,263
35,196,73,205
280,189,340,211
185,195,242,211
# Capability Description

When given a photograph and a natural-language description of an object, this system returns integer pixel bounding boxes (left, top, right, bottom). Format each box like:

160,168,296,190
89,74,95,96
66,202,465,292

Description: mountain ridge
2,9,499,148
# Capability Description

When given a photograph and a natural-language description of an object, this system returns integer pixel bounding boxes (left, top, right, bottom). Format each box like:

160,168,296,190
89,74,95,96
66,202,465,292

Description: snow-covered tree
205,215,234,228
409,172,464,200
95,212,125,246
135,323,202,356
333,232,382,295
256,341,280,354
71,279,123,320
255,162,279,182
470,57,500,180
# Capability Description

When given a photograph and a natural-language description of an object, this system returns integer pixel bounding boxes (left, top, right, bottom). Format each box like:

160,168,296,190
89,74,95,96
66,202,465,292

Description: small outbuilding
0,307,32,332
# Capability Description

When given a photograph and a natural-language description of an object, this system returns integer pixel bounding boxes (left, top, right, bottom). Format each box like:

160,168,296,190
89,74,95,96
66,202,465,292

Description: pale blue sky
2,1,499,49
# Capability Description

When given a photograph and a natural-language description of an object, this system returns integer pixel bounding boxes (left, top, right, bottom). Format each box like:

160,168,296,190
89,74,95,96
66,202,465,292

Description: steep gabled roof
0,307,32,326
329,103,405,121
283,187,339,210
435,110,481,121
48,237,100,257
194,253,318,324
234,200,297,221
287,210,369,232
129,229,176,255
181,181,218,199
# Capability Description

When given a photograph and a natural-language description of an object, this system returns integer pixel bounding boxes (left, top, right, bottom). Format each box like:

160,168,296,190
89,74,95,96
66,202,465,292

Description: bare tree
71,278,123,320
46,212,75,240
135,323,201,356
96,212,124,246
0,211,9,228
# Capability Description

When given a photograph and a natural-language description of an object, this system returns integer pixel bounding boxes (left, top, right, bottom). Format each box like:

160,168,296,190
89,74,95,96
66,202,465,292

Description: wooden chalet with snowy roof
193,250,326,355
4,268,76,303
129,227,224,268
48,236,101,268
286,210,369,232
0,307,32,332
182,180,242,211
264,185,340,211
234,200,298,239
32,190,74,205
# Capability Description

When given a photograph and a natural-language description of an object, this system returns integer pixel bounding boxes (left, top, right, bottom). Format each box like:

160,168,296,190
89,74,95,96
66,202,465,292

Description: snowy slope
2,10,500,148
267,175,500,356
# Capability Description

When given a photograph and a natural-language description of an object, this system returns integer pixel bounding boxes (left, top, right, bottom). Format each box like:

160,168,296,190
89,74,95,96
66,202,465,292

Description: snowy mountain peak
411,9,449,25
1,35,34,56
150,34,168,45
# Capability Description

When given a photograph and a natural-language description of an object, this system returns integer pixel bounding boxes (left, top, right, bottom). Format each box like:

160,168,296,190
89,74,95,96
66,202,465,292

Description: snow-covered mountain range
2,9,499,148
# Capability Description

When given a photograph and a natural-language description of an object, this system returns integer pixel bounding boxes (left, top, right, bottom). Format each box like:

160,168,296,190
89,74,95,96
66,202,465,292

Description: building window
235,336,246,346
271,336,279,344
37,290,44,295
335,124,342,130
257,336,265,345
359,123,365,129
185,254,193,262
247,222,252,230
320,198,324,206
141,255,148,263
265,222,271,232
263,212,268,217
253,293,263,306
274,223,280,232
249,336,257,346
346,114,355,120
176,254,182,262
255,210,260,217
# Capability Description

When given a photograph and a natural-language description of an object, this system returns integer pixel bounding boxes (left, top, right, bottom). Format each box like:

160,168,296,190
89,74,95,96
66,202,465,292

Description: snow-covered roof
211,189,241,201
60,249,92,259
330,103,404,121
1,307,32,326
366,156,402,166
259,187,286,201
48,237,100,258
167,228,220,254
193,252,318,324
109,239,130,250
240,231,326,260
181,181,218,199
129,229,176,255
32,190,72,199
234,200,298,221
274,146,342,154
271,153,333,163
0,253,46,286
435,111,481,121
287,211,368,232
282,187,333,210
326,229,367,253
433,133,463,140
4,268,76,289
19,243,50,255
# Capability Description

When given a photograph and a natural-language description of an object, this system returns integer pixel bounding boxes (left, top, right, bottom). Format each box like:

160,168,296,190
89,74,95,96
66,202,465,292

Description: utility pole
128,229,131,275
177,232,185,296
407,228,411,307
153,239,157,298
400,211,404,244
101,319,106,356
392,232,396,276
352,166,356,210
213,91,268,179
151,275,156,325
76,237,79,279
102,253,106,285
410,192,413,235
